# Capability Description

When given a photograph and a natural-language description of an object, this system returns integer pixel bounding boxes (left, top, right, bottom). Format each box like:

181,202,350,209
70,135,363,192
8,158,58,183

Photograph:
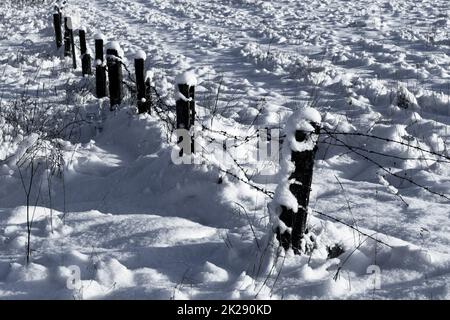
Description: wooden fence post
189,85,196,153
106,42,123,110
145,76,152,114
53,12,62,49
63,17,76,69
276,111,321,254
63,17,71,57
79,28,91,76
134,51,150,114
189,85,196,128
69,22,76,69
95,34,107,98
176,72,197,155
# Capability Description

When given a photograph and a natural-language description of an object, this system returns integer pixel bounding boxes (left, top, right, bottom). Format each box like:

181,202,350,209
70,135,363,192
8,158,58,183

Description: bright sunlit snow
0,0,449,300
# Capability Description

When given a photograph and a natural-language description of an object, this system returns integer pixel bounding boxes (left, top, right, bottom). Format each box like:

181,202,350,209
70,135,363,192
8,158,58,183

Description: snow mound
199,262,229,283
96,258,135,288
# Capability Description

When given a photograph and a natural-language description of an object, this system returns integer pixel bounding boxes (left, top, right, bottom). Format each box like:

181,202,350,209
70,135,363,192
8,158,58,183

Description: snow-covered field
0,0,449,299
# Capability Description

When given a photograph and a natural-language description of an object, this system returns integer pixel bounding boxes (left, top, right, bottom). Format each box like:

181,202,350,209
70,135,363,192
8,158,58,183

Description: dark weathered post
134,51,149,114
53,13,62,49
69,21,76,69
189,85,196,126
274,109,321,254
106,42,123,110
63,17,71,57
189,85,196,154
78,28,91,76
175,72,197,155
145,76,152,114
95,34,107,98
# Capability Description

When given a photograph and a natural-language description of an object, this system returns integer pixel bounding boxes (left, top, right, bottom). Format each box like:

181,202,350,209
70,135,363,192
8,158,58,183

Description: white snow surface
0,0,450,300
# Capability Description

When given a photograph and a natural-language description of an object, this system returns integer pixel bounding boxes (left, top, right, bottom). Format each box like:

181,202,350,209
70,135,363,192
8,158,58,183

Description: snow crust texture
0,0,449,300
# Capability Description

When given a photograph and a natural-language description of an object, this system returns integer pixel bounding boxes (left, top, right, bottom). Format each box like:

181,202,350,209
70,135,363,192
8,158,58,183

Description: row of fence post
52,11,158,115
51,10,319,255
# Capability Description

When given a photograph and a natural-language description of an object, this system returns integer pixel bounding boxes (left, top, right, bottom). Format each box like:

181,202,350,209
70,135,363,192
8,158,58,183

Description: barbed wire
312,209,393,248
326,132,450,201
319,140,450,164
133,75,450,227
321,128,450,161
41,15,450,253
143,85,274,198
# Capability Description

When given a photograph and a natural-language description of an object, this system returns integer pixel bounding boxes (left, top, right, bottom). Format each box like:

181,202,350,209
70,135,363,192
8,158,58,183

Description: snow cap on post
175,71,198,87
65,16,73,29
94,33,106,41
135,50,147,60
174,71,197,102
106,41,124,57
285,107,321,152
288,107,321,130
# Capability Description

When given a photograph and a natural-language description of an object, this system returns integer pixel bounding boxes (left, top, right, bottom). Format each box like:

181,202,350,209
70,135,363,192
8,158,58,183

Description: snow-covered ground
0,0,449,299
